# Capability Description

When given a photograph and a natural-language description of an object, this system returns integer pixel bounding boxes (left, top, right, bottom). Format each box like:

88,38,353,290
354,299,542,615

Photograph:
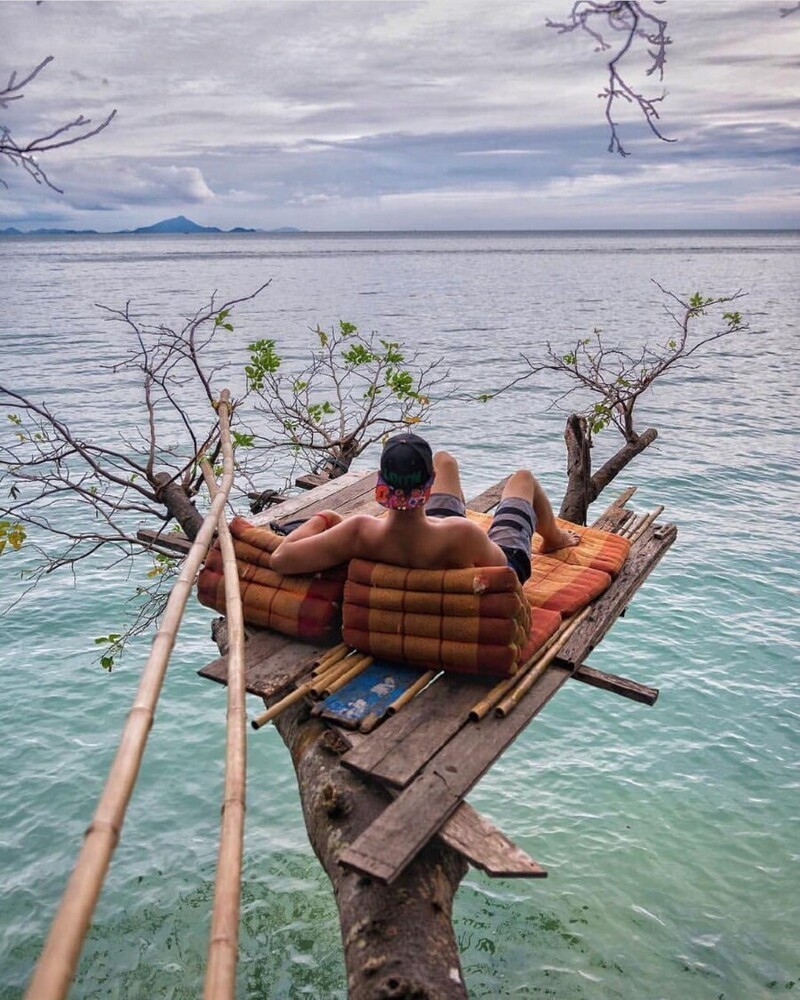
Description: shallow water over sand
1,230,798,999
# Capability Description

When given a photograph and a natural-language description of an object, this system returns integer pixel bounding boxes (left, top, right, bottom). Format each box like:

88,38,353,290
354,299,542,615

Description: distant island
0,215,303,236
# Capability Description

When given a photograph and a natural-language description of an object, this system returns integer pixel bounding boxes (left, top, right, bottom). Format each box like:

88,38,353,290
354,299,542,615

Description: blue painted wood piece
318,660,428,729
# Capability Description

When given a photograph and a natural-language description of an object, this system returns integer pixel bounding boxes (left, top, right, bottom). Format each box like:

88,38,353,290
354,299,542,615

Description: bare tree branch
249,321,450,480
547,1,675,156
1,55,117,193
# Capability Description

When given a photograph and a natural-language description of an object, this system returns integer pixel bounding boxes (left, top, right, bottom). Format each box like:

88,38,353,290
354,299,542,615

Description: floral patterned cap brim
375,477,433,510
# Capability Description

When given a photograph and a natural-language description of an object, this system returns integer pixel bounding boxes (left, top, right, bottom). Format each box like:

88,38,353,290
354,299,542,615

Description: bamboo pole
26,391,237,1000
469,612,584,721
313,654,374,698
386,670,437,716
201,459,247,1000
619,512,646,539
494,608,593,718
312,643,350,675
629,505,665,544
309,652,375,697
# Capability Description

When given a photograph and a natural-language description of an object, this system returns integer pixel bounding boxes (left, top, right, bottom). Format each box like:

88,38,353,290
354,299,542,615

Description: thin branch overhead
0,55,117,192
547,1,675,156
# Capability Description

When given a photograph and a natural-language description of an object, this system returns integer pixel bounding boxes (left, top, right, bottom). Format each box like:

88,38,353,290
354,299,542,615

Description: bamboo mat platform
198,470,675,884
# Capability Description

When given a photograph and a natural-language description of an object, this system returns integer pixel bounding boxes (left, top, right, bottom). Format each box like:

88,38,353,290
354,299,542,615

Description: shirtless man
269,432,579,582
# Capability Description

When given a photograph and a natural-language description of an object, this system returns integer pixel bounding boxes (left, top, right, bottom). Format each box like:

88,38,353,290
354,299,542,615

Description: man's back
270,508,507,576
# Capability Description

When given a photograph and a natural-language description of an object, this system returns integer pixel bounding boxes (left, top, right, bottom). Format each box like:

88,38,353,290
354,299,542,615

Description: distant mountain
1,226,98,235
0,215,301,236
132,215,222,234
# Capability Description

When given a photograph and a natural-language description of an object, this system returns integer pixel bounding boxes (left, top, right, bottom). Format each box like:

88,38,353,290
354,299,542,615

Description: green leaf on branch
94,632,123,672
146,552,177,578
214,309,234,332
231,431,254,449
0,520,26,555
380,340,404,365
246,339,281,390
339,321,357,337
342,344,377,366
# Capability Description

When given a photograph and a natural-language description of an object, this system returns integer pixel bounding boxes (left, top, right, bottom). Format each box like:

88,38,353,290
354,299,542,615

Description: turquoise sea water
0,231,798,999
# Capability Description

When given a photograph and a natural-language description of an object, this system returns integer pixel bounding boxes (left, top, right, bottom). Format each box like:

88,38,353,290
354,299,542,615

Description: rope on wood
201,456,247,1000
25,390,237,1000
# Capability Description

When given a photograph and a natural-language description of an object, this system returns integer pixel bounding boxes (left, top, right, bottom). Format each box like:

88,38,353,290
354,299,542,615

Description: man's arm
270,510,358,575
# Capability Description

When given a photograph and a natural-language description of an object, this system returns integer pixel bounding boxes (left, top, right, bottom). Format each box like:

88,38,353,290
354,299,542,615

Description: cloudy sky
2,0,799,231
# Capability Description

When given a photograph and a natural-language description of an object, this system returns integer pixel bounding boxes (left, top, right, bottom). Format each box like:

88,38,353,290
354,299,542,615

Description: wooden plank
295,472,329,489
442,800,547,878
467,477,510,513
332,732,545,876
198,630,326,698
136,528,193,554
341,674,490,788
571,663,659,705
251,468,375,526
555,523,677,668
339,663,569,883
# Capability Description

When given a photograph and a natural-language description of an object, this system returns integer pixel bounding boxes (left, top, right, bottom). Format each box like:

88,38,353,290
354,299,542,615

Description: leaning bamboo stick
495,607,593,718
250,652,369,729
25,391,237,1000
201,459,247,1000
386,670,437,716
629,505,665,544
469,611,583,721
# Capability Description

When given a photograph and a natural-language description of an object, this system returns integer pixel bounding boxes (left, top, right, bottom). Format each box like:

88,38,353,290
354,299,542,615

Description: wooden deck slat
571,663,659,705
338,523,678,884
341,675,488,787
338,664,569,883
250,469,376,526
440,799,547,879
199,631,323,698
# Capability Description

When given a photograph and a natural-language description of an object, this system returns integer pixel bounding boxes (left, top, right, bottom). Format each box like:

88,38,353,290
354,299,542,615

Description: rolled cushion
197,516,346,641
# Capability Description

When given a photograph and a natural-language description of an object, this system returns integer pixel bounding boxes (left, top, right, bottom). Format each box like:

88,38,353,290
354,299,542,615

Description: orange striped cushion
197,517,346,641
466,509,630,576
524,557,611,616
342,559,533,677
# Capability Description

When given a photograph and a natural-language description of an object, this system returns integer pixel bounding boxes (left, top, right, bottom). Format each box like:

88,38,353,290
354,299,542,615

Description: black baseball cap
375,432,434,510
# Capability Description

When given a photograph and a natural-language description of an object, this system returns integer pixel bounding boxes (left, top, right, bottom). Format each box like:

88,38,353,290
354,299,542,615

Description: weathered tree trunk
559,415,593,524
212,613,469,998
273,702,469,999
558,416,658,524
153,471,204,540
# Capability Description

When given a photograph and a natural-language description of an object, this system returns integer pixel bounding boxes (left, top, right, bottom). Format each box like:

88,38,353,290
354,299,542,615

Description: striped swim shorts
426,492,535,583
